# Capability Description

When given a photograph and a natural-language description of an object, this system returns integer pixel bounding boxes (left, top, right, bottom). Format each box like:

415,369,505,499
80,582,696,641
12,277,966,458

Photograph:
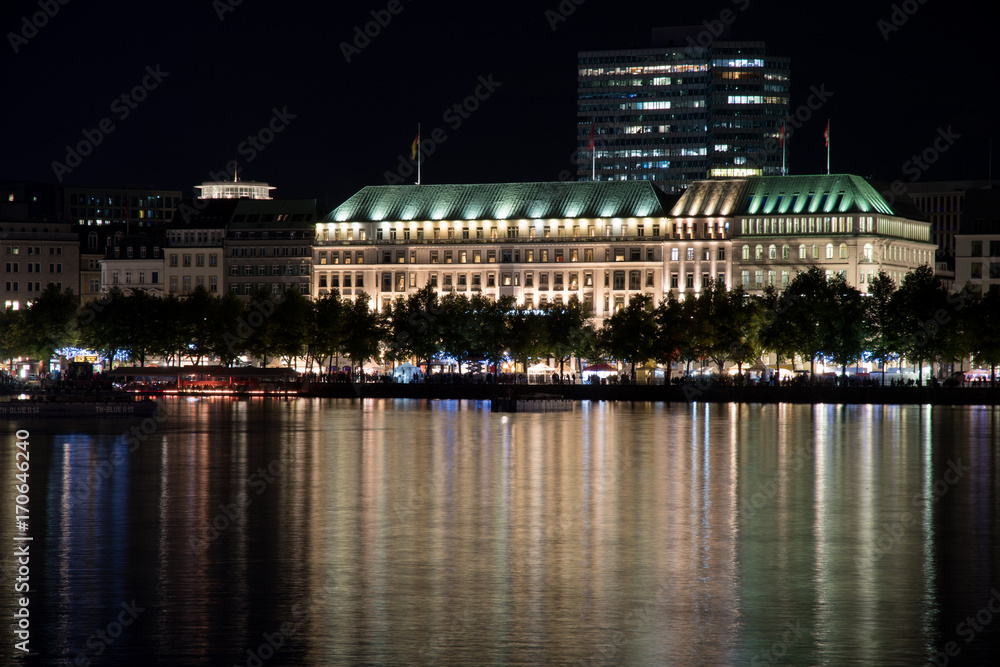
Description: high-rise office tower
578,28,790,192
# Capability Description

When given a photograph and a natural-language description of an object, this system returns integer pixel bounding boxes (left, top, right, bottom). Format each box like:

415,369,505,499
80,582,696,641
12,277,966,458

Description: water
3,398,998,665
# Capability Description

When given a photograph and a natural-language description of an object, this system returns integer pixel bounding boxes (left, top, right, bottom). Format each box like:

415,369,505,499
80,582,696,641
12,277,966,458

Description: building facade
577,33,790,192
905,180,995,257
677,175,937,292
64,186,182,226
0,221,79,310
954,188,1000,292
224,200,316,299
316,176,934,320
99,234,166,296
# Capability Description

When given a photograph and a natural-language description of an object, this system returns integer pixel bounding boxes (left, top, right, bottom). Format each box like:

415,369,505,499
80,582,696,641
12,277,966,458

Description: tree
892,265,950,384
542,297,592,379
864,271,898,384
652,293,684,381
312,291,346,375
340,293,384,378
597,294,656,379
784,268,833,377
211,292,248,367
437,293,475,372
183,287,219,365
19,284,79,364
471,293,515,375
77,288,129,369
822,275,866,377
724,286,763,376
243,288,282,367
507,307,546,377
968,288,1000,385
273,287,311,368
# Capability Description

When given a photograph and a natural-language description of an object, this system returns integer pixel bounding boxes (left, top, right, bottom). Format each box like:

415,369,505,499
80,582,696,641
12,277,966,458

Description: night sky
1,0,993,209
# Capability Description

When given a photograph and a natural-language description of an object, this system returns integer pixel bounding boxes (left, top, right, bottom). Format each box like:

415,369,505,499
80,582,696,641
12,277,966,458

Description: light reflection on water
1,398,997,665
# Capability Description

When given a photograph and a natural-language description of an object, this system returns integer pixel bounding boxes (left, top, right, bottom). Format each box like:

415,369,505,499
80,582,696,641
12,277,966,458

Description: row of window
113,246,160,259
4,282,61,292
970,241,1000,257
111,271,160,285
741,216,875,235
229,247,309,257
230,283,311,296
229,265,310,276
5,246,63,255
168,254,218,267
969,262,1000,279
4,263,63,273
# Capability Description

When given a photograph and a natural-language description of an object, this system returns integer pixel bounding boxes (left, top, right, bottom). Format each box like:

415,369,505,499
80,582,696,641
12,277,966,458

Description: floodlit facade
577,34,790,192
315,176,935,318
99,234,165,296
682,174,936,291
315,181,725,319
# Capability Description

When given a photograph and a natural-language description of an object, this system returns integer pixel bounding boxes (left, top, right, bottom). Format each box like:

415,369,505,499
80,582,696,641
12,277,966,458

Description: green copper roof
674,174,898,217
742,174,895,216
326,182,678,223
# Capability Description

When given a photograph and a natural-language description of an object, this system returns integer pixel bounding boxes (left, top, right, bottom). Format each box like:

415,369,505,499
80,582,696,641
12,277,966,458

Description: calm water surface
2,398,998,665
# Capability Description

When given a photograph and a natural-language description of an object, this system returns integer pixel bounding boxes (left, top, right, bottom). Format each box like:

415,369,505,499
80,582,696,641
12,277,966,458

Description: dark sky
1,0,993,209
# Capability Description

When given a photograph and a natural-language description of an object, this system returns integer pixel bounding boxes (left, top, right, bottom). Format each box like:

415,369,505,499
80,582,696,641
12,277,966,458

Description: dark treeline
2,266,999,381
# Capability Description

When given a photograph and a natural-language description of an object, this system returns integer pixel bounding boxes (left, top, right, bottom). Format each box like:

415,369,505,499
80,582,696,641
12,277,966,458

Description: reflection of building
681,174,936,292
0,221,80,310
577,29,790,191
954,188,1000,293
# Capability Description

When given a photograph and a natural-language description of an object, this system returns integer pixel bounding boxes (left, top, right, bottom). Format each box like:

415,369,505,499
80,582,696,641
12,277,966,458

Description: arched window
825,244,834,259
768,245,777,260
755,245,763,260
799,244,806,259
782,245,790,260
742,245,750,260
839,243,848,259
863,243,873,262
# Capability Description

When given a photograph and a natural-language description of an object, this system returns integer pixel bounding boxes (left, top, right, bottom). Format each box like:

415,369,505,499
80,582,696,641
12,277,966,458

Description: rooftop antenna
234,149,239,183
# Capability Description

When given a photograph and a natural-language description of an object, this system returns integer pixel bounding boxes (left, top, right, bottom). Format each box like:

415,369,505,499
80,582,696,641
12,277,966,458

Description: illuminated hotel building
577,33,790,192
316,181,722,320
678,174,937,292
315,176,934,319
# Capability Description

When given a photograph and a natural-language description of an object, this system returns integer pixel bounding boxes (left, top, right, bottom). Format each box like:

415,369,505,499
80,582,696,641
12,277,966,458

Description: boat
0,394,158,418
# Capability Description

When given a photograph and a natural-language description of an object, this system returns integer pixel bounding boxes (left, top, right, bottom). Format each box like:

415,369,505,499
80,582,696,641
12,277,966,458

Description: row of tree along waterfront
2,266,999,384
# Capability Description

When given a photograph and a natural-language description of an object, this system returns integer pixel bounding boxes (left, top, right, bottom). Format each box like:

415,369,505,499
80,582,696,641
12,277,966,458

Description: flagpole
592,146,596,182
417,122,421,185
826,119,830,175
781,122,786,176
